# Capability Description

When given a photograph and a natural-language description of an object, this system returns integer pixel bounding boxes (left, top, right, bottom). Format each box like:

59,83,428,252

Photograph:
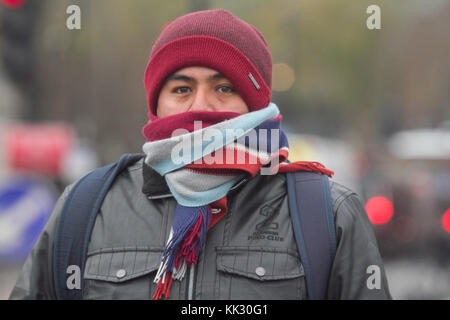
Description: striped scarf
142,103,333,299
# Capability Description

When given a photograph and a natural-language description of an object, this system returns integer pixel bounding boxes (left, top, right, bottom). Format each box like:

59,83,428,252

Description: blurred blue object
0,175,56,262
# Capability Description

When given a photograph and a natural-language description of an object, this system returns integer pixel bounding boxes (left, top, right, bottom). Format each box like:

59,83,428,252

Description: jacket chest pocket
215,246,306,300
82,247,163,299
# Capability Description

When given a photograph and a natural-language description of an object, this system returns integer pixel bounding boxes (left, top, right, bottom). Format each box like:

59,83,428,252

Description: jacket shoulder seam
334,192,358,214
330,181,358,214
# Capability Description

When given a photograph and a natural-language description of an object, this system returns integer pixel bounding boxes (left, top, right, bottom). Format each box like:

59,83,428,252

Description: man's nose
189,87,215,112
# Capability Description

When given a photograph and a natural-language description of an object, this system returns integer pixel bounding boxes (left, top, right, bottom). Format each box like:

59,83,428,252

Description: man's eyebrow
164,72,227,84
165,74,195,83
208,72,227,81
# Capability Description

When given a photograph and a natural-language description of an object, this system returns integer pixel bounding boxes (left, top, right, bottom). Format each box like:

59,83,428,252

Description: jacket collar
141,162,171,199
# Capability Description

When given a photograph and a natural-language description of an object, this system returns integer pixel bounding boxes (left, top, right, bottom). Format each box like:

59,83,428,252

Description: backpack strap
286,171,337,300
53,153,144,299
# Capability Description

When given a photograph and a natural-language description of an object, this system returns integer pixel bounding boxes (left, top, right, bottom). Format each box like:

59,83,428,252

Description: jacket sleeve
326,187,392,300
8,186,70,300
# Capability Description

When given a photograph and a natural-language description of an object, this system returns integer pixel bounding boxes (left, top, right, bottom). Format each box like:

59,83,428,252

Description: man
9,9,391,300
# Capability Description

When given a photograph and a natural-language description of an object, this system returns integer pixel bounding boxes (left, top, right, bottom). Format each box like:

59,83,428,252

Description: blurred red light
365,196,394,225
1,0,25,9
5,124,74,176
442,209,450,234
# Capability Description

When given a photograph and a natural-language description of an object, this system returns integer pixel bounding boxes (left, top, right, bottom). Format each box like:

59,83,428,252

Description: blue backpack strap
53,153,144,299
286,171,337,300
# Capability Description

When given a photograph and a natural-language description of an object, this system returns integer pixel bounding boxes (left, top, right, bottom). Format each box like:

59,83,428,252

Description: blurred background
0,0,449,299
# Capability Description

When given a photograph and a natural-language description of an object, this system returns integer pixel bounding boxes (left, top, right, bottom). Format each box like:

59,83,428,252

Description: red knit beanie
144,9,272,117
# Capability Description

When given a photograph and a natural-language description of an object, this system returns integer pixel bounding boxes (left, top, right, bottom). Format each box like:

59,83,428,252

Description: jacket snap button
255,266,265,277
116,269,127,279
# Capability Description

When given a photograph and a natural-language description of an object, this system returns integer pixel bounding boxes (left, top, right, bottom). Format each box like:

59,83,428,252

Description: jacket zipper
187,265,196,300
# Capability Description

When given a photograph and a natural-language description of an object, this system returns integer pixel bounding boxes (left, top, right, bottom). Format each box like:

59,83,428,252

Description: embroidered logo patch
248,205,284,242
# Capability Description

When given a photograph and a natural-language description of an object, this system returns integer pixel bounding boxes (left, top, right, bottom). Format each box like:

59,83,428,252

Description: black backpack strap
286,171,337,300
53,153,144,299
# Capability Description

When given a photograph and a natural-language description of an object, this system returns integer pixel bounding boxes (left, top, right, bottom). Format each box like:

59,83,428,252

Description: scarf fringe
152,205,211,300
152,272,173,300
176,212,206,267
279,161,334,177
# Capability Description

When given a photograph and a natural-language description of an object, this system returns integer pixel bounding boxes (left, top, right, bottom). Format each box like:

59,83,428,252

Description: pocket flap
84,246,163,283
215,246,304,281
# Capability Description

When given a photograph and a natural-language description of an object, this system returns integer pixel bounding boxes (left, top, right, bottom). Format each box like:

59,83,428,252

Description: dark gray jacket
9,159,391,300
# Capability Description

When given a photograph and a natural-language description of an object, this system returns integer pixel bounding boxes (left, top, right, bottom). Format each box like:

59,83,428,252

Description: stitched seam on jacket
333,190,356,213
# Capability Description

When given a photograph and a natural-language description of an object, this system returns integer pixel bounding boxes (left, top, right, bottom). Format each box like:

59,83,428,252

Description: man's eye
172,87,191,94
217,85,235,94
